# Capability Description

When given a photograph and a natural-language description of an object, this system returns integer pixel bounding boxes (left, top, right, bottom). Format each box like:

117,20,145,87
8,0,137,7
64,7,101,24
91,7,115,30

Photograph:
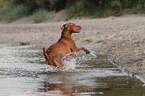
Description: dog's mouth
75,29,81,33
74,26,82,33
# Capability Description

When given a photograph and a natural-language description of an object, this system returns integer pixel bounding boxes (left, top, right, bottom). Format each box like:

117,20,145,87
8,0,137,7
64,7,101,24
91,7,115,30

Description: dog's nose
79,26,82,29
77,25,82,29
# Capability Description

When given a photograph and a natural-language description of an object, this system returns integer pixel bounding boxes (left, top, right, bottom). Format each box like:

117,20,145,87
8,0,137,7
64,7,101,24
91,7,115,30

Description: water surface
0,45,144,96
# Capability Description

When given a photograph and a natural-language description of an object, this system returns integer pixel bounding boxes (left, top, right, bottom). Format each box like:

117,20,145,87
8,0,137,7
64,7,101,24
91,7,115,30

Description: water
0,44,145,96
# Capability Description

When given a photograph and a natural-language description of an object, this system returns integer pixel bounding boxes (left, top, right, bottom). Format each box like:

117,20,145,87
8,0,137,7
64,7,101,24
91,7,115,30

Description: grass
33,9,55,23
0,4,29,22
7,5,28,22
64,15,74,21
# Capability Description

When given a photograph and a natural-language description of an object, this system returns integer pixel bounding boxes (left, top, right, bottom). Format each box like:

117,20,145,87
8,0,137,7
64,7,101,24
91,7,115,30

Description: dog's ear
60,23,66,30
60,23,70,30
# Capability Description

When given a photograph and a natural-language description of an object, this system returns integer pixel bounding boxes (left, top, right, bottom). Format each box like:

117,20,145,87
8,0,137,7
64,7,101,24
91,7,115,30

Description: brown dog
43,23,90,68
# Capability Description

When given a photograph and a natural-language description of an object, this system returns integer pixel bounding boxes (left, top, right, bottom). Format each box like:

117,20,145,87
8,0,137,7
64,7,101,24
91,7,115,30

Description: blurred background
0,0,145,23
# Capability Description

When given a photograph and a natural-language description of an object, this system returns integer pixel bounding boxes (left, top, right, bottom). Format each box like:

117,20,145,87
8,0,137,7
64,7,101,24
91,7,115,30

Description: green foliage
0,0,145,22
0,4,29,22
11,0,66,12
0,5,9,20
66,0,145,17
7,5,28,22
66,1,84,16
33,9,55,23
0,0,8,7
111,0,122,13
65,15,74,21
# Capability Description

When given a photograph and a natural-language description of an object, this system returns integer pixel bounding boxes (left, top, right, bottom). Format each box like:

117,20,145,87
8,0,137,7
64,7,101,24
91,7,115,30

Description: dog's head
60,23,82,33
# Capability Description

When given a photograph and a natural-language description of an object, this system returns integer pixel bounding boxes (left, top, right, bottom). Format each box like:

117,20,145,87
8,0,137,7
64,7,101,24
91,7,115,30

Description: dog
43,23,90,68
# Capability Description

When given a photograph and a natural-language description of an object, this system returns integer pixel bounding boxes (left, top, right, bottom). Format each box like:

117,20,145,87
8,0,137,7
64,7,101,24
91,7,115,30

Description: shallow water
0,45,145,96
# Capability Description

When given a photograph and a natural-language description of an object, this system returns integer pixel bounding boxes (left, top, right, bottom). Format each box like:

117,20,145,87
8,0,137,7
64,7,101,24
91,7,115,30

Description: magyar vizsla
43,23,90,68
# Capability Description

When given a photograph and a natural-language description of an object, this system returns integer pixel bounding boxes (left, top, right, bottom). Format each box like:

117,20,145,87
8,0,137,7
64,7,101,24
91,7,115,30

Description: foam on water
44,58,77,72
62,58,77,71
44,50,98,72
44,65,56,72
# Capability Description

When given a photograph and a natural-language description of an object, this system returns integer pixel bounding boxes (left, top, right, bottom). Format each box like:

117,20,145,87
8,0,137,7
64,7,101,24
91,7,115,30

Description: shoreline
0,15,145,81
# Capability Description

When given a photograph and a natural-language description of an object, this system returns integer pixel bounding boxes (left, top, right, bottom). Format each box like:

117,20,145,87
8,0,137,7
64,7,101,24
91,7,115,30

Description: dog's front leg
77,47,90,54
72,47,90,54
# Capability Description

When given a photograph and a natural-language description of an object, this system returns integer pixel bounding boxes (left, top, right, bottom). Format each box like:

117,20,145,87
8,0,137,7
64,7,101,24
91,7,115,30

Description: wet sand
0,15,145,78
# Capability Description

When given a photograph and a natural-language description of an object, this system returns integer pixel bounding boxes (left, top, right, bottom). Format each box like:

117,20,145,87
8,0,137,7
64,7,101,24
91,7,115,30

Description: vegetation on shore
0,0,145,23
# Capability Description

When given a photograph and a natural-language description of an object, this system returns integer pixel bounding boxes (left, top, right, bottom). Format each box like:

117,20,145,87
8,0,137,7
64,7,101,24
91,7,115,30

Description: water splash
62,58,77,71
45,50,98,72
89,50,97,58
44,58,77,72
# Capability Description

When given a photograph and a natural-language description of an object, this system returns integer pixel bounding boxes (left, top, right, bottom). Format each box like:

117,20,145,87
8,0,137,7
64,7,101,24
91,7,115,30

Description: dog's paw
86,50,90,54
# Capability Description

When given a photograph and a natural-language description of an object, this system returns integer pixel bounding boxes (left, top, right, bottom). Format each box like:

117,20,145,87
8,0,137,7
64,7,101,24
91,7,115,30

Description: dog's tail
43,47,49,60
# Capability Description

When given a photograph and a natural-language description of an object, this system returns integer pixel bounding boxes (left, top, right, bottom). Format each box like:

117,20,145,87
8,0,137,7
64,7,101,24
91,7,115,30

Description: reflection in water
38,72,79,95
44,82,76,94
0,45,145,96
44,78,78,95
40,74,145,96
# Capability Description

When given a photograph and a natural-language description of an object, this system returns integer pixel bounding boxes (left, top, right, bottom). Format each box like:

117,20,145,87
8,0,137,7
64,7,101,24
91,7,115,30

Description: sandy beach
0,15,145,78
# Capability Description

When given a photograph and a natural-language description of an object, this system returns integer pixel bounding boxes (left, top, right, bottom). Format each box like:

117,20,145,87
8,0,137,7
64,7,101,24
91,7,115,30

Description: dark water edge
0,44,145,96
